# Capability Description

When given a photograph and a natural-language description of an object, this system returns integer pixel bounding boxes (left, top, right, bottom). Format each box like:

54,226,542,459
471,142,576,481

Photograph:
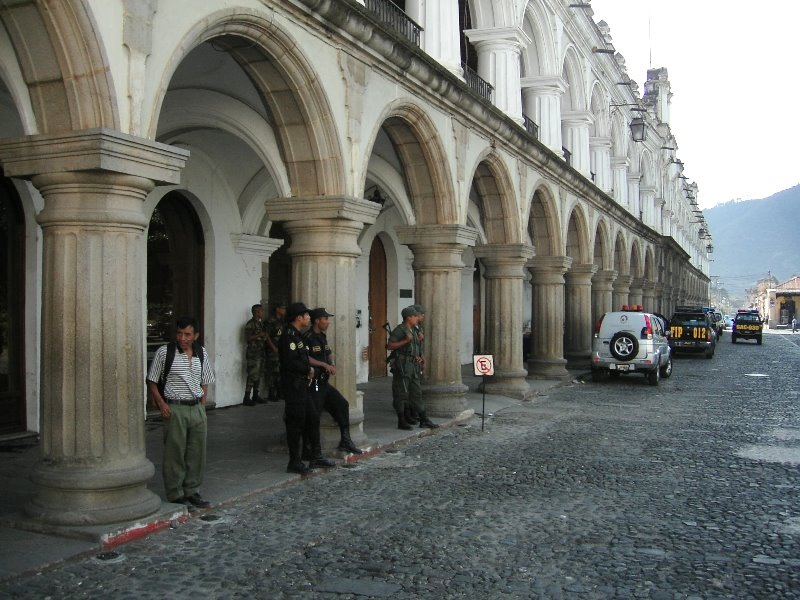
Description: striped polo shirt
147,345,215,400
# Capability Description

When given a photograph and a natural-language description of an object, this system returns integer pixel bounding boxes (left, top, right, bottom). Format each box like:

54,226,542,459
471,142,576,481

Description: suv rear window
736,313,760,323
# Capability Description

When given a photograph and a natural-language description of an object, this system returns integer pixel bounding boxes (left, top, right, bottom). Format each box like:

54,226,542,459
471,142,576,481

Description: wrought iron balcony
522,114,539,140
562,147,572,166
364,0,422,46
461,63,493,102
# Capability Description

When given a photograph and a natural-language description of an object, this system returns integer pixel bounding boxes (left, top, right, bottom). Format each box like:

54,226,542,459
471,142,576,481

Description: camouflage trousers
245,347,264,390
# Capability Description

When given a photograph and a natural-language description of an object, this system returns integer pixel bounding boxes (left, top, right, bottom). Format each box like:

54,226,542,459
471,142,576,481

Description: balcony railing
522,114,539,140
364,0,422,46
562,147,572,166
461,63,493,102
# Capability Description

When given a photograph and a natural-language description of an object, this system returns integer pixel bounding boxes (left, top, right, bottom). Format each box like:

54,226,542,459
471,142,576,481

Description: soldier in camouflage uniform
386,305,438,430
243,304,268,406
263,302,286,402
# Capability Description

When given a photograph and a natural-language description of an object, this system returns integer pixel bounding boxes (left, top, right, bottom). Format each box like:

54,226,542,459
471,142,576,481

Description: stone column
628,170,642,219
0,130,188,525
561,111,593,176
465,26,530,123
640,185,656,227
407,0,461,75
266,197,380,447
397,224,478,418
652,283,665,315
612,274,633,309
527,256,572,379
629,277,645,307
611,156,629,208
564,264,598,366
520,76,566,153
589,136,612,193
591,269,616,327
473,244,535,399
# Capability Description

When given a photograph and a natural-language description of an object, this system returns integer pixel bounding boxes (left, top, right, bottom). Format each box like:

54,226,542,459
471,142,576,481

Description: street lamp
629,117,646,142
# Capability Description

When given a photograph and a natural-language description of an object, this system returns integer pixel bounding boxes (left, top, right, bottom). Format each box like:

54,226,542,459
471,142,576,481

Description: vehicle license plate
613,364,631,372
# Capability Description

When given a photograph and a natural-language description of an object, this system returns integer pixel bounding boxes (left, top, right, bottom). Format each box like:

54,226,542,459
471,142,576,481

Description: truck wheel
731,334,737,343
610,332,638,361
757,336,762,345
660,355,673,378
647,367,660,386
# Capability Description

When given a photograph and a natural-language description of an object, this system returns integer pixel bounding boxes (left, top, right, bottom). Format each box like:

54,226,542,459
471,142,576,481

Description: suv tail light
594,316,604,337
641,314,653,339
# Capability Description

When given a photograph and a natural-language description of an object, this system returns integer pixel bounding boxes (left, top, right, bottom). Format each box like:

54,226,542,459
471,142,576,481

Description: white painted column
640,186,656,227
397,225,478,418
527,256,572,380
266,197,380,448
406,0,461,75
465,26,530,123
521,76,566,153
0,130,188,526
628,170,642,219
611,156,629,208
473,244,535,399
561,111,593,176
589,136,613,193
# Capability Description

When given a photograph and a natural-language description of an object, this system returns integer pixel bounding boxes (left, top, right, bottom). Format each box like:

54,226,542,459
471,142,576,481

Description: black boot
252,388,266,404
405,406,419,425
397,415,413,430
418,413,439,429
337,428,363,454
243,391,255,406
287,431,311,474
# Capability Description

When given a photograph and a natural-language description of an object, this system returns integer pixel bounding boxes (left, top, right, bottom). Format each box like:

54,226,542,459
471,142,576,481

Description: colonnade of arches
0,1,706,527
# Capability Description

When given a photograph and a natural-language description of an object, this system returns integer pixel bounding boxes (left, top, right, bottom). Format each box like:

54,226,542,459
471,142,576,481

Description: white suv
590,305,673,385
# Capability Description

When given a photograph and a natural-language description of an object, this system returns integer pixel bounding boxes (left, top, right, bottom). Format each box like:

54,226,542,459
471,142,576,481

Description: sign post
472,354,495,431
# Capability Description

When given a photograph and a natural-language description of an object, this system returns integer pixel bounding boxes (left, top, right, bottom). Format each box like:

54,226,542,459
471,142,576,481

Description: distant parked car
724,315,734,329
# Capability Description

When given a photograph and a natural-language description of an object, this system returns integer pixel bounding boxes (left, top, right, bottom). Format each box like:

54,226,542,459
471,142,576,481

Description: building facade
0,0,710,526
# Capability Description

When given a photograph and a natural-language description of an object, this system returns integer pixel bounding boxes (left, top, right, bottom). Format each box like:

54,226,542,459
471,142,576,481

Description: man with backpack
147,316,216,509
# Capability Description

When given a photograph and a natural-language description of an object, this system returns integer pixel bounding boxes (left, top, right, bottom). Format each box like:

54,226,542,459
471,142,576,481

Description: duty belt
166,398,201,406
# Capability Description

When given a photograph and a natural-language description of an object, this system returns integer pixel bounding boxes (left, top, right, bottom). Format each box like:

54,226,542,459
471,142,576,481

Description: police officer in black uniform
279,302,335,473
304,307,363,455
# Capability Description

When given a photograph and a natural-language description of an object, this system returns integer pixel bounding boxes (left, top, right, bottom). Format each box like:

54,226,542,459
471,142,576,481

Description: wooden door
368,236,388,377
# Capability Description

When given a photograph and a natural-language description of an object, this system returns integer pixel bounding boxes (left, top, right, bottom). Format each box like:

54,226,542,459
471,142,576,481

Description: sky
588,0,800,209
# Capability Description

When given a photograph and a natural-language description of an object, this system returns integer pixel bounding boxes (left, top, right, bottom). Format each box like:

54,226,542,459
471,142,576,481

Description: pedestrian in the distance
147,316,216,510
792,315,797,333
264,302,286,402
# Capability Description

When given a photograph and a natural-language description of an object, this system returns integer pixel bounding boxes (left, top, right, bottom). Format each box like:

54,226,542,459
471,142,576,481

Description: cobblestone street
4,332,800,599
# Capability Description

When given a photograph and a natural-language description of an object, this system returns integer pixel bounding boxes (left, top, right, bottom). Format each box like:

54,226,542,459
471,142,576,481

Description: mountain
704,185,800,296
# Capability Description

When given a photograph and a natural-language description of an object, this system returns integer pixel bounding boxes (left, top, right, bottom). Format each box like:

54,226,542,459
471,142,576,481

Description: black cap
310,307,334,321
286,302,310,322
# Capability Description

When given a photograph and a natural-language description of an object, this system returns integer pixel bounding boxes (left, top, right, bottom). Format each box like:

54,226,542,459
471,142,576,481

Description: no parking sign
473,354,495,376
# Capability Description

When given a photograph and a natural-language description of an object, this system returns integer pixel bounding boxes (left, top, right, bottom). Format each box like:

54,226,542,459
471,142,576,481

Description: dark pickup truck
668,308,717,358
731,310,763,344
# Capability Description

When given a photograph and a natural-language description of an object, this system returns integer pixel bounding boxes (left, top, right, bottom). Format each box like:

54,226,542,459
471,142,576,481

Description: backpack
157,341,204,397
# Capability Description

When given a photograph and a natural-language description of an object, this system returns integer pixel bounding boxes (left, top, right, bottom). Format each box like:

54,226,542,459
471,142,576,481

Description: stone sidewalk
0,368,577,581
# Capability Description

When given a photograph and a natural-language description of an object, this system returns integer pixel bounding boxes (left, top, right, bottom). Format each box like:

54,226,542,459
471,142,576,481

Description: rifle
384,321,408,394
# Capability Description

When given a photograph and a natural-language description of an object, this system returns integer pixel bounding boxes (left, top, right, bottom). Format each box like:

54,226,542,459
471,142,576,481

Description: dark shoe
252,390,267,404
419,418,439,429
243,392,255,407
397,417,413,431
311,456,337,468
286,461,312,474
337,437,363,455
185,493,211,508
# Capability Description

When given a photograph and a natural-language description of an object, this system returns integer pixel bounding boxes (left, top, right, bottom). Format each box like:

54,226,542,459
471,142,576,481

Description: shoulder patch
289,342,297,351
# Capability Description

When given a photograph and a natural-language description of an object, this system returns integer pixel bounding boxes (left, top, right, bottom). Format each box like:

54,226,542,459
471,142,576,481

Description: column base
422,382,469,418
526,357,570,380
26,458,160,526
479,370,535,400
564,351,591,371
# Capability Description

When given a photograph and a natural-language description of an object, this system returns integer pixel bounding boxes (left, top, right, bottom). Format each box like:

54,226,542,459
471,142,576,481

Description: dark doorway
368,236,388,377
473,259,482,354
0,177,26,434
146,191,205,361
267,221,291,306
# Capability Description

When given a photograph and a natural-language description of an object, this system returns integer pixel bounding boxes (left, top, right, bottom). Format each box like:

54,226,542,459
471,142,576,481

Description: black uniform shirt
304,329,332,379
278,324,310,378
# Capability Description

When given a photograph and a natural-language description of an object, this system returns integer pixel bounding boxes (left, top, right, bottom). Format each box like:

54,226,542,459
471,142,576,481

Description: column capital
593,269,618,284
589,136,612,150
396,224,478,248
527,255,572,274
266,196,380,226
473,243,534,262
230,234,284,258
561,111,594,127
614,274,634,287
520,75,567,95
611,156,630,169
0,128,188,184
464,26,531,49
566,263,599,282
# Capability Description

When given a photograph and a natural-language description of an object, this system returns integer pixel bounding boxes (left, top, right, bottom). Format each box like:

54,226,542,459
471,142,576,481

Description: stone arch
560,46,586,112
610,110,629,159
468,0,521,29
612,231,629,275
467,151,522,244
592,217,612,270
630,240,643,279
528,185,561,256
0,1,117,132
150,11,344,197
564,202,590,264
521,1,557,76
364,101,457,225
588,82,610,137
643,246,655,282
